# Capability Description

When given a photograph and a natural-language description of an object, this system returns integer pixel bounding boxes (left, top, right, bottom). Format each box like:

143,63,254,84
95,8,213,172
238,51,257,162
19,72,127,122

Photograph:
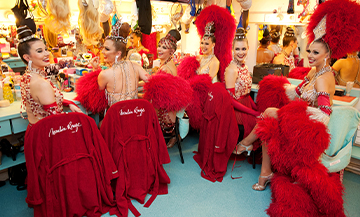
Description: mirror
256,24,309,68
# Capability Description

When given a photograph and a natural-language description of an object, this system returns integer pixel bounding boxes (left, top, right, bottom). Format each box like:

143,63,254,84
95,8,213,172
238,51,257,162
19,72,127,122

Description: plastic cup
346,81,354,96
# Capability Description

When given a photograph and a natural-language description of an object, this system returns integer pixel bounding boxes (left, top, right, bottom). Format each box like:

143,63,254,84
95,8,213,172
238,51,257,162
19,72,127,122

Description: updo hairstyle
283,27,297,47
17,26,42,64
233,28,248,46
131,27,143,41
107,22,131,59
270,29,281,43
168,29,181,42
259,29,271,46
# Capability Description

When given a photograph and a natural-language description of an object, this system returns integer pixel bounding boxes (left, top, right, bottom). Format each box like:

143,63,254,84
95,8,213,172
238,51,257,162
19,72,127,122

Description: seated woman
156,29,181,76
18,25,81,126
126,27,149,60
196,22,220,83
237,38,335,191
225,28,261,154
91,21,149,108
256,29,274,64
333,51,360,88
268,29,281,55
273,27,298,71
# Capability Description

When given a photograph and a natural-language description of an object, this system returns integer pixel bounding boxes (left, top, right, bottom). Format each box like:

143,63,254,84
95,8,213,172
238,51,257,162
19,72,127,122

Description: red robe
24,113,118,217
194,83,239,182
100,99,171,217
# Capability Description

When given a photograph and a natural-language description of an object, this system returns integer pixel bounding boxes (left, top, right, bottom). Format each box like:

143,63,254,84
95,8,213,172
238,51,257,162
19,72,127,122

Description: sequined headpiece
284,27,295,37
313,15,326,41
203,21,215,39
106,19,128,44
17,26,36,43
234,28,247,40
133,28,142,35
159,33,177,51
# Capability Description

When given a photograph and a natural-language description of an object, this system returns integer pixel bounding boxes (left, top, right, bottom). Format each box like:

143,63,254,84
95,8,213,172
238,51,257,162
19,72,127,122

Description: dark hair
203,24,216,43
233,28,248,46
270,29,280,43
131,27,143,41
168,29,181,42
107,22,131,59
283,27,297,47
17,25,42,64
313,39,331,56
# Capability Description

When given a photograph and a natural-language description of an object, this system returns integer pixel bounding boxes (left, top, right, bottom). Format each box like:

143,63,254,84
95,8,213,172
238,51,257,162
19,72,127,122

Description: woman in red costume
126,27,149,60
18,25,82,125
237,0,360,191
273,27,298,71
196,21,220,83
225,28,261,155
91,20,149,108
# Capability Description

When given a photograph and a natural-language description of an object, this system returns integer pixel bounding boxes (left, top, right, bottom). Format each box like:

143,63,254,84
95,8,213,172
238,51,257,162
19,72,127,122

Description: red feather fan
75,69,107,113
143,70,193,112
186,74,212,130
142,32,158,60
306,0,360,59
288,67,311,80
256,101,344,217
177,56,200,80
195,5,236,82
256,75,290,112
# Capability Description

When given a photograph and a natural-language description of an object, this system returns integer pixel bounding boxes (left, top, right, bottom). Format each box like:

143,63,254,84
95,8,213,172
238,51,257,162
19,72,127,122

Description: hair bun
235,27,247,39
118,22,131,38
284,27,295,37
270,29,280,39
168,29,181,42
17,25,34,39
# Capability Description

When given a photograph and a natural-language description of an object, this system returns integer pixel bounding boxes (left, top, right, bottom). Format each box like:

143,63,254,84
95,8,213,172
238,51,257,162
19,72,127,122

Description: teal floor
1,132,360,217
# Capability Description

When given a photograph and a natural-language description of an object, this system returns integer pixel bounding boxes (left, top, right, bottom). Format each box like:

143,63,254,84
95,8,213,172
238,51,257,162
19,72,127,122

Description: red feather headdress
306,0,360,59
195,5,236,82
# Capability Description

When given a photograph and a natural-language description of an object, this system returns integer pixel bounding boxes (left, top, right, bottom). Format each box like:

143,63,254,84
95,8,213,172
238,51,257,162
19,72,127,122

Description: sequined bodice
300,66,332,107
234,65,252,99
197,55,219,83
284,55,296,71
20,69,63,119
105,61,138,107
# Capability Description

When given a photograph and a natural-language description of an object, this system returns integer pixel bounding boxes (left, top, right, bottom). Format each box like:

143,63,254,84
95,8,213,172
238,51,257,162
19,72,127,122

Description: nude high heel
233,143,253,156
252,173,274,191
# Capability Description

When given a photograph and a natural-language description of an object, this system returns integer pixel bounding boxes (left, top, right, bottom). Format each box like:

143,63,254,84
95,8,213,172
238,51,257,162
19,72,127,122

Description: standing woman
90,20,149,108
225,28,261,154
126,27,149,60
18,25,81,126
268,29,281,55
197,22,220,83
273,27,298,71
156,29,181,76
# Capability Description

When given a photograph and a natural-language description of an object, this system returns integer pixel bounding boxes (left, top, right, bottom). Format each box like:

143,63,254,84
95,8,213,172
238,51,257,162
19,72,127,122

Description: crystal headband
313,15,327,41
18,34,36,43
234,28,247,40
107,20,128,44
204,21,215,37
18,29,32,36
159,33,177,50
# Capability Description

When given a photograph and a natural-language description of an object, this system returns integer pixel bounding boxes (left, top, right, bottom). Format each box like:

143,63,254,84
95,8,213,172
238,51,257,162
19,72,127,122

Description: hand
90,56,100,70
69,104,83,113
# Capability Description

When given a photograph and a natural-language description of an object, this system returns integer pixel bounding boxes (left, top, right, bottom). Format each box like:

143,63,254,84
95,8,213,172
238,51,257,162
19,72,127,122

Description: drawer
11,117,29,134
0,120,12,137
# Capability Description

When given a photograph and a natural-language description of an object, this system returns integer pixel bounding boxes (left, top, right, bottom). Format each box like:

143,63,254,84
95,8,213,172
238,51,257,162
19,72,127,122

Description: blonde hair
43,26,58,48
78,0,103,45
45,0,71,34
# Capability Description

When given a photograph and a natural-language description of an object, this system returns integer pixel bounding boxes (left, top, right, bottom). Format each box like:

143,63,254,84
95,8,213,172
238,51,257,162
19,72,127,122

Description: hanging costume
100,99,170,217
25,113,118,217
194,83,238,182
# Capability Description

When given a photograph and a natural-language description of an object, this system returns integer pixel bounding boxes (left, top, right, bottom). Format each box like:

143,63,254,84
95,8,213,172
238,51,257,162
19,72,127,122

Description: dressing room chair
24,113,117,217
322,106,360,179
100,99,171,217
163,116,184,163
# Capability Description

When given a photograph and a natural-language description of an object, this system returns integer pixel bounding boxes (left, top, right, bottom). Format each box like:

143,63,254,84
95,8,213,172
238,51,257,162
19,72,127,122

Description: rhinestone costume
20,68,63,120
233,61,252,100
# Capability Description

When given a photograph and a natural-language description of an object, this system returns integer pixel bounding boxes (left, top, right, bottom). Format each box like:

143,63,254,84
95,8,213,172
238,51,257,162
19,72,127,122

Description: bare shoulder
225,62,237,74
315,71,335,90
31,77,52,91
273,54,284,64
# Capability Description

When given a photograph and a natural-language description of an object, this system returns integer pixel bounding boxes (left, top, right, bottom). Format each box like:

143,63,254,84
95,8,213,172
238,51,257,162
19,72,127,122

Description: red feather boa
142,32,157,60
256,75,290,112
306,0,360,59
75,69,107,113
186,74,212,130
256,101,344,217
195,5,236,82
177,56,200,80
288,67,311,80
143,70,193,111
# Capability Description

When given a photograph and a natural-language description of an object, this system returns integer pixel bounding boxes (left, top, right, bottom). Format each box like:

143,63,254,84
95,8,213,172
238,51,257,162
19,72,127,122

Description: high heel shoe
252,173,274,191
233,143,253,156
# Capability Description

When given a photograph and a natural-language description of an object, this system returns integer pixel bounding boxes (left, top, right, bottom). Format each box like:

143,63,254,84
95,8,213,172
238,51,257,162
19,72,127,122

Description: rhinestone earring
115,55,119,64
28,60,32,71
